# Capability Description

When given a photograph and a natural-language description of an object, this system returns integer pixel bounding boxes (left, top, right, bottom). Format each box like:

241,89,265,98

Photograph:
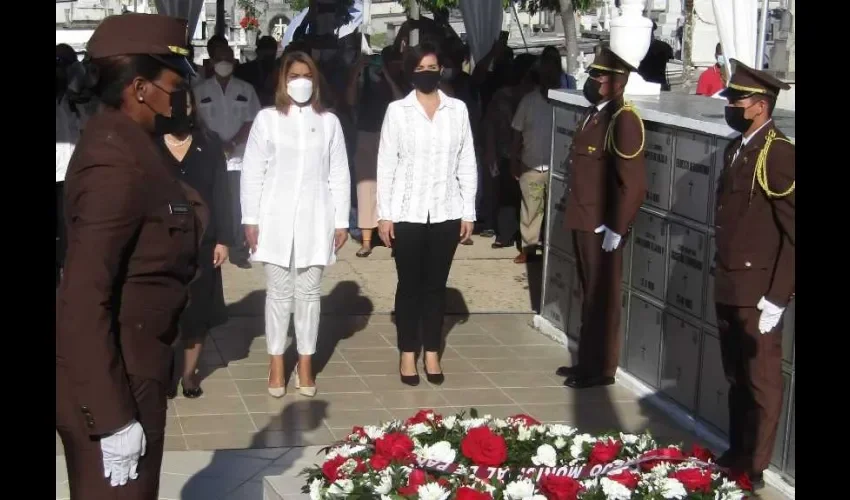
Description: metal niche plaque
666,223,707,320
672,132,713,223
552,107,581,178
631,211,668,300
643,123,674,210
541,250,574,332
697,332,730,434
547,177,573,255
661,313,701,411
626,295,663,388
705,236,717,326
710,138,732,225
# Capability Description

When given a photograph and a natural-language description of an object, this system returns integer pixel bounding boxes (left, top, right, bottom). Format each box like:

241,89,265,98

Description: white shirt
193,76,261,171
241,106,351,269
733,119,773,162
511,88,555,172
377,90,478,223
55,98,91,183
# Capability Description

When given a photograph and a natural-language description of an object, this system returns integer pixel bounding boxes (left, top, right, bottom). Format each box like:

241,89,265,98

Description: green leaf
470,408,479,419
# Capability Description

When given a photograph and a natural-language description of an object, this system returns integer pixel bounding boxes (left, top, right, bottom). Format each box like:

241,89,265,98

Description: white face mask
287,78,314,104
214,61,234,78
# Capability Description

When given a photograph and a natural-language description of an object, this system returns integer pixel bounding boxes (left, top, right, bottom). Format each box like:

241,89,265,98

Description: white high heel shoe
267,369,285,398
294,364,317,397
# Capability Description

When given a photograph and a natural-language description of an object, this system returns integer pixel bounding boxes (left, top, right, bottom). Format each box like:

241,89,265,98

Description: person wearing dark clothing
637,22,674,91
159,90,232,399
235,35,280,107
542,45,577,90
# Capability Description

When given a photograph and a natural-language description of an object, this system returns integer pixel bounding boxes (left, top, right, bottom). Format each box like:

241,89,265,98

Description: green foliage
288,0,310,11
397,0,597,16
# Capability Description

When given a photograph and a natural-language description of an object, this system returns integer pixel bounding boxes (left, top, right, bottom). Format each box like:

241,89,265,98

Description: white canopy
711,0,758,76
459,0,504,65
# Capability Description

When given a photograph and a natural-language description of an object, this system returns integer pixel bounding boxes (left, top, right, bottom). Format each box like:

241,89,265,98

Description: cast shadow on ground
179,399,330,499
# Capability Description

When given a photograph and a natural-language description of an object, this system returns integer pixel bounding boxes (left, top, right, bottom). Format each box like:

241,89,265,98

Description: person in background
376,42,477,386
509,53,561,265
471,33,514,114
713,61,794,492
235,35,279,107
555,47,647,389
696,43,727,97
202,34,229,80
241,51,351,399
160,87,232,400
542,45,576,90
483,54,537,250
637,21,674,91
194,45,260,269
56,14,204,498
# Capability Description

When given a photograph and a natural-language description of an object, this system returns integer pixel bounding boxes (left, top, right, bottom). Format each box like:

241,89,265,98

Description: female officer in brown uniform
55,14,208,499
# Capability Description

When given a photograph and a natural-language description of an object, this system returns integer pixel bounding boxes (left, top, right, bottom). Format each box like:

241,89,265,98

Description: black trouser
56,182,66,286
495,158,521,244
393,219,461,353
227,171,250,263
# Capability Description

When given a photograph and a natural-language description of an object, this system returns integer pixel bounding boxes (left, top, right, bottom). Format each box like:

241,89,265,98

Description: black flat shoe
491,241,514,249
555,366,580,377
564,375,615,389
400,373,421,386
182,386,204,398
424,366,445,386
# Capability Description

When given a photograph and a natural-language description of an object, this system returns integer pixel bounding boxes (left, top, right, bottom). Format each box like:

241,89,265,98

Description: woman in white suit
241,51,351,398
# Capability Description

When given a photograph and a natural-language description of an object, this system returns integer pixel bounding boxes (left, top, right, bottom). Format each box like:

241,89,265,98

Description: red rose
589,438,622,465
509,414,541,427
688,444,716,463
370,454,390,471
671,468,713,493
639,447,686,471
406,409,441,426
350,426,367,440
607,470,639,490
456,487,493,500
538,474,583,500
397,468,428,496
375,432,415,462
729,471,753,491
321,455,346,481
461,427,508,467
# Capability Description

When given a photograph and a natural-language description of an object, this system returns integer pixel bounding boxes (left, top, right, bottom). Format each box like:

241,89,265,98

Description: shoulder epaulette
605,102,645,160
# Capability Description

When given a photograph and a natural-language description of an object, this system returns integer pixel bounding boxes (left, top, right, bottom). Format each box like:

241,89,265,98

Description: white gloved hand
756,296,784,334
100,419,147,487
594,225,622,252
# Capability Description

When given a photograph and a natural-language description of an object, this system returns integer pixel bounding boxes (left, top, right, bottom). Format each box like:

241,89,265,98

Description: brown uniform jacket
714,121,795,307
56,108,209,436
563,96,647,235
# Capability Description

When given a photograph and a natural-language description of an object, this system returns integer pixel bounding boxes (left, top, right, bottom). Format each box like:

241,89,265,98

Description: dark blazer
564,96,648,236
56,108,209,436
714,121,795,307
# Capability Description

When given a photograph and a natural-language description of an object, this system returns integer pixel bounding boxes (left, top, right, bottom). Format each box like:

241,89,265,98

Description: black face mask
724,105,754,134
411,70,441,94
146,82,191,136
583,78,603,104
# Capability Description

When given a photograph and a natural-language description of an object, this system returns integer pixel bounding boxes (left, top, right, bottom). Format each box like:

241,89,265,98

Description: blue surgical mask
717,55,726,66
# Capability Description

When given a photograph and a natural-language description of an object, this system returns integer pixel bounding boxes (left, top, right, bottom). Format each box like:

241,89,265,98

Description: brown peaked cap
589,45,637,75
720,58,791,99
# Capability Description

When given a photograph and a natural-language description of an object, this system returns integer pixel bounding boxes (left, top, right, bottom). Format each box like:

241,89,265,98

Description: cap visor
150,54,197,78
718,87,751,100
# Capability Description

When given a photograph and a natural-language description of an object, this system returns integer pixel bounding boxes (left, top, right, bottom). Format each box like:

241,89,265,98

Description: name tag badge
168,203,191,215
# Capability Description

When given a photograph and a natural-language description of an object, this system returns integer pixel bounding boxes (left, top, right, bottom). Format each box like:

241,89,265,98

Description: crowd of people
55,11,793,500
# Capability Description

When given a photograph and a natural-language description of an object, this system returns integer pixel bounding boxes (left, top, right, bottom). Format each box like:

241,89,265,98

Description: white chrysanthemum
408,423,432,437
504,478,537,500
619,433,639,445
659,478,687,499
364,425,385,440
528,496,547,500
339,459,360,476
600,477,633,500
460,418,489,430
326,444,366,461
649,463,673,479
517,425,533,442
373,474,393,495
326,479,354,498
547,424,577,437
309,478,324,500
472,476,497,493
714,479,746,500
442,415,458,430
380,496,393,500
531,444,558,467
494,418,510,428
554,437,567,450
569,433,596,459
417,441,457,464
417,482,451,500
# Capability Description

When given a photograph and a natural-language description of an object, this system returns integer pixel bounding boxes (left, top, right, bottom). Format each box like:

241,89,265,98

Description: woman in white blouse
241,51,351,398
376,42,478,386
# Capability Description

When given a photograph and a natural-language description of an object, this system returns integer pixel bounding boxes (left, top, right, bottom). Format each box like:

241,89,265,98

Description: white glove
100,419,147,487
756,296,784,334
594,225,622,252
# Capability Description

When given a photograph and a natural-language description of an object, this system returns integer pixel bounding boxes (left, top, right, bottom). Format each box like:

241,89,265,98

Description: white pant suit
241,106,351,356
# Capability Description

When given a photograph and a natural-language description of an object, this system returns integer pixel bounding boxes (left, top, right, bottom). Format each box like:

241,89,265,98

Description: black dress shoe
182,386,204,398
400,373,421,386
232,259,252,269
564,375,615,389
424,368,445,386
555,366,580,377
